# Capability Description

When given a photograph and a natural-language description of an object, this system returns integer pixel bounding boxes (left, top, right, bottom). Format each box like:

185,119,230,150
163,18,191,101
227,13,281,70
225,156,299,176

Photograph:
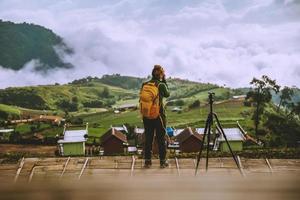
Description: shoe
144,163,151,168
160,160,169,168
144,160,152,168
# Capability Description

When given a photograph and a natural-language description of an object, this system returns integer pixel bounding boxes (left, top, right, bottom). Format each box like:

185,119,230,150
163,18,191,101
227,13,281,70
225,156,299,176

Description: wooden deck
0,157,300,182
0,157,299,200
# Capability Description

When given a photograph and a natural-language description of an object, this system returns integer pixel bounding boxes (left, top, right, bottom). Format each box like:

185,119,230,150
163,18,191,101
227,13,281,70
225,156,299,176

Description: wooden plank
130,156,135,177
60,157,71,179
78,158,89,180
28,165,36,183
14,157,25,183
237,156,246,177
193,158,196,168
175,157,180,176
219,157,224,168
265,158,273,174
114,159,118,169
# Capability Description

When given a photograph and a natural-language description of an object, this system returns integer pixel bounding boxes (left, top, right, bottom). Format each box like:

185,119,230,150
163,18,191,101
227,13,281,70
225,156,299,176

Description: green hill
96,74,146,89
0,74,248,112
0,104,21,120
0,20,73,71
0,81,135,111
95,74,227,106
0,75,223,112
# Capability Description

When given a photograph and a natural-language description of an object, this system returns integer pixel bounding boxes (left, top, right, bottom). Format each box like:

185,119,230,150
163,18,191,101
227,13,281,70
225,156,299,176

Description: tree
287,101,300,117
0,111,8,120
30,125,37,132
277,86,294,112
70,117,83,125
101,87,110,98
9,131,21,143
189,100,200,109
293,102,300,116
264,112,300,147
56,99,78,112
64,110,69,118
124,123,135,140
72,96,78,103
175,100,184,106
246,75,280,136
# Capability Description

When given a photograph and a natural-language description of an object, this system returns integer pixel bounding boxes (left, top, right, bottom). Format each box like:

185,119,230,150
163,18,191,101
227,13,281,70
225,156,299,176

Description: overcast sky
0,0,300,88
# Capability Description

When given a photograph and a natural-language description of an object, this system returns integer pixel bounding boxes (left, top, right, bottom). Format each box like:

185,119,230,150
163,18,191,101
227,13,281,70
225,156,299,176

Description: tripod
194,92,243,176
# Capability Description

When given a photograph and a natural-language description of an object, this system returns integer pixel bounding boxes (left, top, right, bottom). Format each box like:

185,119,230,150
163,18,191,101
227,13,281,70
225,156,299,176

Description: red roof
175,127,203,143
101,128,127,144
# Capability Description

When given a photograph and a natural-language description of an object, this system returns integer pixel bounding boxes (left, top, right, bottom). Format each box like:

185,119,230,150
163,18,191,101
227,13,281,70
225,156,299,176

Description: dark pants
143,116,167,163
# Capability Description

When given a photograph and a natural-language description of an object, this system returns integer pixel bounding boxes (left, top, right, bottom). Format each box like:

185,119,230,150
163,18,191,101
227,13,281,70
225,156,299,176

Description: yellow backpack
139,81,160,119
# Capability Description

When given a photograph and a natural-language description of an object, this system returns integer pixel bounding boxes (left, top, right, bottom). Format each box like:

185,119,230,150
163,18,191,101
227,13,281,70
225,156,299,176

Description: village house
21,133,44,144
0,129,14,141
111,125,128,134
173,128,184,137
232,95,247,100
115,104,138,112
57,123,88,156
134,127,145,147
195,128,218,148
171,107,182,112
175,127,203,153
34,115,65,125
101,128,128,155
215,127,246,152
7,118,34,124
7,115,65,126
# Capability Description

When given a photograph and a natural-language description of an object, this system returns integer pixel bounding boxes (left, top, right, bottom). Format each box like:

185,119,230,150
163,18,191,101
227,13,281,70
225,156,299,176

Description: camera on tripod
195,92,244,176
208,92,215,103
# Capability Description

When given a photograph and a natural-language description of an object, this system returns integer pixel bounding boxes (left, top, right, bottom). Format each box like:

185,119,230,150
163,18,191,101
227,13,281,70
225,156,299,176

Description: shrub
189,100,200,109
82,100,104,108
56,99,78,112
69,117,83,125
9,131,21,143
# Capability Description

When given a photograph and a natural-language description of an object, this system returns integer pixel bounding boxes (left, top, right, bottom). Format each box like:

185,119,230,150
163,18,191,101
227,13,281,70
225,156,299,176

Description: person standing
139,65,170,168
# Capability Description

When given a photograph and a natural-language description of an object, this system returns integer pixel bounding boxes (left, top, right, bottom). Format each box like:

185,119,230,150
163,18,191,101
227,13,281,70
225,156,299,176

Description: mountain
0,20,73,71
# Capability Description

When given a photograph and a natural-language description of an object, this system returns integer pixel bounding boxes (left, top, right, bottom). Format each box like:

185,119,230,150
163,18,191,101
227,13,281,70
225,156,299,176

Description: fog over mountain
0,0,299,88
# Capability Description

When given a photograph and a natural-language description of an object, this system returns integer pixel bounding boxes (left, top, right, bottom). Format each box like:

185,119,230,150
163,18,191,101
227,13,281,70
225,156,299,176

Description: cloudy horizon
0,0,300,89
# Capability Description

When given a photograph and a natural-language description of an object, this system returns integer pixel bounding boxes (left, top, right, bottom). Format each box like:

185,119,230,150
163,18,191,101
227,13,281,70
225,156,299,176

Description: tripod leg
214,113,244,176
205,123,211,172
194,115,210,176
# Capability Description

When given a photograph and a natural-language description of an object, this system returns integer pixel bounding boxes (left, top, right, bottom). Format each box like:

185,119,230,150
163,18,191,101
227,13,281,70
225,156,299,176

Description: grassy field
0,104,21,116
1,96,254,144
32,82,137,109
79,99,254,139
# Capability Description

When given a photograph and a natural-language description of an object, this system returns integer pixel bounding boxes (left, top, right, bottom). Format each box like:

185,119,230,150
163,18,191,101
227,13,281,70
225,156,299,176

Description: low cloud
0,0,299,89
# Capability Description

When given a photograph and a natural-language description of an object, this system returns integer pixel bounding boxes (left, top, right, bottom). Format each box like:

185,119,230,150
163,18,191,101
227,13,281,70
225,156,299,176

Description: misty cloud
0,0,300,88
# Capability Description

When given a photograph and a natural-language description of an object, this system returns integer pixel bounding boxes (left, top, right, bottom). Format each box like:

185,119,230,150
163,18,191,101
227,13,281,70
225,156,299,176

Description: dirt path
0,144,56,156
